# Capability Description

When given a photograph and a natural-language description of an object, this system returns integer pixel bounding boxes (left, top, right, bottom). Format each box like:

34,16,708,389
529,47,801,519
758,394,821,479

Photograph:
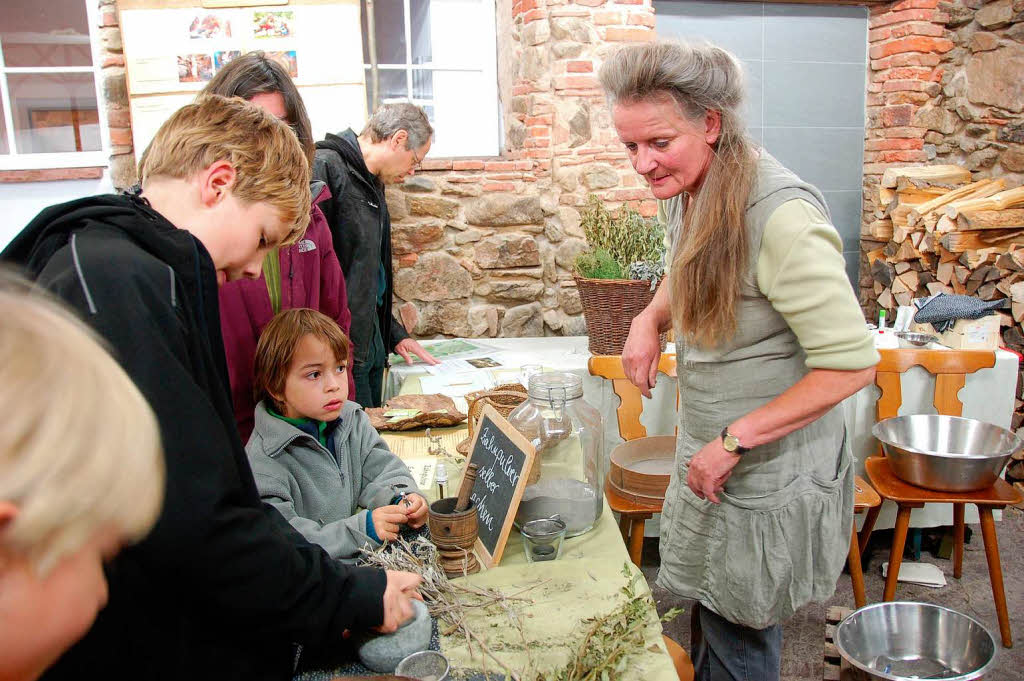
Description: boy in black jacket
1,95,421,681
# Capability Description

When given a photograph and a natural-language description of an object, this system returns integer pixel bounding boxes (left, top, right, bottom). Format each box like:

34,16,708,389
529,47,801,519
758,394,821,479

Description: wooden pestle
454,464,479,512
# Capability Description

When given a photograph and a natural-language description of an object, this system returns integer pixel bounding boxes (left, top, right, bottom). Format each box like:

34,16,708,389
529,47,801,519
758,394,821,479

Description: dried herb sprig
358,536,538,681
536,564,682,681
574,195,665,279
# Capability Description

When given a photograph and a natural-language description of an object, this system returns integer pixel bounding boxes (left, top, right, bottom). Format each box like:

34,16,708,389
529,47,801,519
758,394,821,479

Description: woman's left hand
687,438,741,504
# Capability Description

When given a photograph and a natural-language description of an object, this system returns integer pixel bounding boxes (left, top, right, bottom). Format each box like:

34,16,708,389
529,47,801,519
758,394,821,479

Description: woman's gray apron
656,152,855,630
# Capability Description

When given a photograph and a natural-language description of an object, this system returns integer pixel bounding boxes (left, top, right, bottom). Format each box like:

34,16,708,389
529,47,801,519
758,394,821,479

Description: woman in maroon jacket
205,52,355,442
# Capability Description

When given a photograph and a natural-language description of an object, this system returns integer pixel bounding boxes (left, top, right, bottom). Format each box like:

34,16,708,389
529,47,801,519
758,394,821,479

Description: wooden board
824,606,854,681
465,405,536,568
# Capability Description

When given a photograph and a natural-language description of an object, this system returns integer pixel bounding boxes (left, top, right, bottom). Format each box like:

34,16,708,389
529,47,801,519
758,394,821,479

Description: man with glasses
314,103,438,408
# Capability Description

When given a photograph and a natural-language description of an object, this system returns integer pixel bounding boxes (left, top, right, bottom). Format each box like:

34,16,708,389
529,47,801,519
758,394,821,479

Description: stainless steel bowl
834,602,997,681
894,331,940,348
873,414,1023,492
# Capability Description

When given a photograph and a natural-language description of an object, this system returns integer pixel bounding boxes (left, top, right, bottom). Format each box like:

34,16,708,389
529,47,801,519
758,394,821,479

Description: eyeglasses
411,148,423,168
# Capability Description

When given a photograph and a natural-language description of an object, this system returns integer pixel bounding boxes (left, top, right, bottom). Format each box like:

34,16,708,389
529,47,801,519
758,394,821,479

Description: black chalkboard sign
466,404,536,567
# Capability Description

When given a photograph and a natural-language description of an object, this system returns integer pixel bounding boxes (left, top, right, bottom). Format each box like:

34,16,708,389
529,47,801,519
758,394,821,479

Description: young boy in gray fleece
246,308,427,562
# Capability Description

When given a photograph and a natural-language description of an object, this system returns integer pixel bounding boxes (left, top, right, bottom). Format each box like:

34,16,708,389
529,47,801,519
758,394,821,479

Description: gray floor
642,507,1024,681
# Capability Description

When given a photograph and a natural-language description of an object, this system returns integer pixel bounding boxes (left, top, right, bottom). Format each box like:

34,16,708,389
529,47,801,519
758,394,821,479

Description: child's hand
403,494,428,528
371,505,409,541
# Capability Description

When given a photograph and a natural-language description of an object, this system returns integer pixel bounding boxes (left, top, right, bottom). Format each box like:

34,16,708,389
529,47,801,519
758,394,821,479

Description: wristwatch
720,427,750,455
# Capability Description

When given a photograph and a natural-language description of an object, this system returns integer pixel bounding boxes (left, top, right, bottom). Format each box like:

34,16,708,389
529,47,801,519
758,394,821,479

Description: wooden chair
850,477,881,609
588,354,677,567
865,348,1022,647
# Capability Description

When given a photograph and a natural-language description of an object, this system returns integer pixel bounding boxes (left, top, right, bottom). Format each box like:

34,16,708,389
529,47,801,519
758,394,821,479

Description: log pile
866,164,1024,428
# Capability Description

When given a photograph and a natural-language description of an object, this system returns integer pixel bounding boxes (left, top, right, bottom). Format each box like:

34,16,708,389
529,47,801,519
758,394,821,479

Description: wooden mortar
428,497,480,577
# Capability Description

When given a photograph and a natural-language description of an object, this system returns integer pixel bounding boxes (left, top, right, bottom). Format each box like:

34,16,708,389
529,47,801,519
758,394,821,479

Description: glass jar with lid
507,371,604,537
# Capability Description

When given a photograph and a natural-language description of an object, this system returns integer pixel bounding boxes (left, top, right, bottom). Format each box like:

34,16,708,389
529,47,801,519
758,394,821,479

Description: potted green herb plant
573,195,667,355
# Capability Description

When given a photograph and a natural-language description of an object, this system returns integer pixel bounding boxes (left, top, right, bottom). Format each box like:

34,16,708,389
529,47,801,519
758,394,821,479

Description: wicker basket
456,383,529,455
574,275,667,355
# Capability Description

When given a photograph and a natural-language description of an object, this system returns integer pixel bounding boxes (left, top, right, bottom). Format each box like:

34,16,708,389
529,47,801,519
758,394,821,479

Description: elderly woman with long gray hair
600,41,879,680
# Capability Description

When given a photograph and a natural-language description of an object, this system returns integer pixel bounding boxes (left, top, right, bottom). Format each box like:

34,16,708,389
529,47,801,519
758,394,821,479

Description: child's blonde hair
139,94,310,246
0,274,165,575
253,308,351,412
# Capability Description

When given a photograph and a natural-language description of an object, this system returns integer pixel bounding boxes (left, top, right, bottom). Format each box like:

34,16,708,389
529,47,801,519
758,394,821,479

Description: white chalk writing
471,491,495,531
479,425,521,486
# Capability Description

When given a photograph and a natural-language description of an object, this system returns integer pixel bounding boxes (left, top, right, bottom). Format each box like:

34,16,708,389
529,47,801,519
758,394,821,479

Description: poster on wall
120,1,367,162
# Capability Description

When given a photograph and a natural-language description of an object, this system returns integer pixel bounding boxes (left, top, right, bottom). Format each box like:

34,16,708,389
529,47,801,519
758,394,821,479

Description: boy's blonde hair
254,308,351,412
0,275,165,576
139,94,310,246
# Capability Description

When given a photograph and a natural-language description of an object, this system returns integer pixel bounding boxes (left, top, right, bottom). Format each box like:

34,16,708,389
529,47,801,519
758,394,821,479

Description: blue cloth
365,513,381,543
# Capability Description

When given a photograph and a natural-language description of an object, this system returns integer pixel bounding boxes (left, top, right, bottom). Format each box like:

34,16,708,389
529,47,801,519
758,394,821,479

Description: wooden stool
866,348,1022,647
850,476,881,609
866,456,1020,647
589,354,677,567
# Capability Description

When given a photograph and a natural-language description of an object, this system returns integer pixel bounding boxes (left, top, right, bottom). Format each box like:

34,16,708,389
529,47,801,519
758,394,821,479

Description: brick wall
859,0,1024,317
99,0,136,189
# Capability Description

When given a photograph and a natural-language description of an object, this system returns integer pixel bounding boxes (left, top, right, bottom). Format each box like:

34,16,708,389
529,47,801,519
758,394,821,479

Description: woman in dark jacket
204,52,355,442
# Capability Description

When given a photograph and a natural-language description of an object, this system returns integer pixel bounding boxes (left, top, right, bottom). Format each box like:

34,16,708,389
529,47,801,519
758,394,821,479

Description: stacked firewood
865,164,1024,429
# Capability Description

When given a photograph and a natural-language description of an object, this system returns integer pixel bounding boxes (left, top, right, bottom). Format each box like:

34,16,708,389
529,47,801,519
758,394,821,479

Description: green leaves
575,195,665,277
575,248,624,280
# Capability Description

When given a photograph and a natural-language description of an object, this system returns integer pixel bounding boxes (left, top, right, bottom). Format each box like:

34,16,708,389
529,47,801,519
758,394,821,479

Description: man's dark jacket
1,194,387,681
313,129,408,365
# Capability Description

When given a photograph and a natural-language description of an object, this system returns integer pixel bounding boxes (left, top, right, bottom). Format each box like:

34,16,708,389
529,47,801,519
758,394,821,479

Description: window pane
430,70,499,157
359,0,407,65
8,73,101,154
1,0,93,67
412,69,433,101
410,0,432,65
364,68,409,111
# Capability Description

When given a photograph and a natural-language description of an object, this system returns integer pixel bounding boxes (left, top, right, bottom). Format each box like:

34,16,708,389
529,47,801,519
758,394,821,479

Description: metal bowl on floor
872,414,1023,492
834,602,997,681
894,331,940,348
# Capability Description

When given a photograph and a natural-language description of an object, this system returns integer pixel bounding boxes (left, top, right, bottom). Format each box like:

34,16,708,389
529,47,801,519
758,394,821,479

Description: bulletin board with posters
118,0,368,162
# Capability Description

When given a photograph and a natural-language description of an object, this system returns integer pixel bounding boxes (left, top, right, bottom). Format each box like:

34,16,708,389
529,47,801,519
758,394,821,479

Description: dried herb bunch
359,536,534,681
362,539,680,681
539,564,682,681
574,194,665,282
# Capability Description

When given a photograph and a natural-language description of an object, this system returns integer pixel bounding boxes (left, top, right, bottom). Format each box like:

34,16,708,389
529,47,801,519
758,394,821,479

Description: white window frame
363,0,499,157
0,0,110,170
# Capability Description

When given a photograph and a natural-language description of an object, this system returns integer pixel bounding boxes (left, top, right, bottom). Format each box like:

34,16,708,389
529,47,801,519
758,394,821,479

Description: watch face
723,434,739,451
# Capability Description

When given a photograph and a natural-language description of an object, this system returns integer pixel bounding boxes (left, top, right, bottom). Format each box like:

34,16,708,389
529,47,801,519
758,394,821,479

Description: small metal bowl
834,602,997,681
394,650,450,681
894,331,940,348
873,414,1023,492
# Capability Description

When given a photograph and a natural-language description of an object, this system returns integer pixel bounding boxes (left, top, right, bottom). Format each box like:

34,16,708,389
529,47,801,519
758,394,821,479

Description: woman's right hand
622,311,662,398
375,570,424,633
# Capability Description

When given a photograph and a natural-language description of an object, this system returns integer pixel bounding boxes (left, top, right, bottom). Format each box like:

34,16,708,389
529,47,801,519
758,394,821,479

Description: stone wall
859,0,1024,317
390,0,657,339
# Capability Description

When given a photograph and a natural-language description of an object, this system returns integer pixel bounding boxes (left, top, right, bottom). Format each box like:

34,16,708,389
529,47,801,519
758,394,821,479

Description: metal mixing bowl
894,331,940,348
834,602,997,681
873,414,1022,492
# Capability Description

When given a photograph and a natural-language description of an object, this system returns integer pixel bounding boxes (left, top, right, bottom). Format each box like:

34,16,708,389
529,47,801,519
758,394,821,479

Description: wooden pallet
824,606,854,681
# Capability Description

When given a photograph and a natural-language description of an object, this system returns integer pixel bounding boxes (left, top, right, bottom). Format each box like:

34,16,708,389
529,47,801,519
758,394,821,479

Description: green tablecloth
380,378,679,680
